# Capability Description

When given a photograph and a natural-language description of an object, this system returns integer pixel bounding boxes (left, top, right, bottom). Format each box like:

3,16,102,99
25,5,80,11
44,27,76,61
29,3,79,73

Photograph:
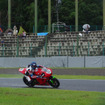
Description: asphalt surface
0,78,105,92
0,68,105,92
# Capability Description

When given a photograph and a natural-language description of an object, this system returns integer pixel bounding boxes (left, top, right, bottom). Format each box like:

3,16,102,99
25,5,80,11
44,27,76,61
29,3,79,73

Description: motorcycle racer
19,64,60,88
25,62,42,84
25,62,37,76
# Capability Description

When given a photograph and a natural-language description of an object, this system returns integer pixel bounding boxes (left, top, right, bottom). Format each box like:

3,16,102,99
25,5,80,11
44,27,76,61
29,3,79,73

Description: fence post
70,25,72,32
103,42,104,56
96,25,98,30
73,42,75,56
30,43,32,57
16,36,19,57
44,25,47,32
77,34,79,56
58,42,61,56
33,26,34,33
45,35,47,57
2,44,4,56
8,0,11,28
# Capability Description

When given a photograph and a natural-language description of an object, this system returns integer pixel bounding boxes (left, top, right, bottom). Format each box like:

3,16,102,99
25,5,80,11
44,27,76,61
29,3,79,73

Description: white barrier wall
0,56,105,68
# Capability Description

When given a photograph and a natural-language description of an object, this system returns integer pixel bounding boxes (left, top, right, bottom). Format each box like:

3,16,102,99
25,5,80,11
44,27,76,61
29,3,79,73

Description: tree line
0,0,103,32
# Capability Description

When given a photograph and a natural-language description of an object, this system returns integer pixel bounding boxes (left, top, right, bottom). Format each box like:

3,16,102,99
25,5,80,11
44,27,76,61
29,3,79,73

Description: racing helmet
31,62,37,69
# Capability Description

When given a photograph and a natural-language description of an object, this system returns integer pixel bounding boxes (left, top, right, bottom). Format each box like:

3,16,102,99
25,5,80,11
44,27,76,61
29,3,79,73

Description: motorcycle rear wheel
49,78,60,88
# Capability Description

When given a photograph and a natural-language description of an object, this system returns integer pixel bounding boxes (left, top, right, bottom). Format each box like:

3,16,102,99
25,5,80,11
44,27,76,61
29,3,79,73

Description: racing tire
48,77,60,88
23,76,35,87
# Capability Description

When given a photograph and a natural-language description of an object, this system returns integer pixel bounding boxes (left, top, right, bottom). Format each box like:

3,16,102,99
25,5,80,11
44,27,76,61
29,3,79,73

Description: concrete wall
0,56,105,68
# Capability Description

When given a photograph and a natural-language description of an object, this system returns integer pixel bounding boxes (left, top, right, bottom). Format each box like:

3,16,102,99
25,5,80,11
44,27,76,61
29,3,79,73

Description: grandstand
0,31,105,57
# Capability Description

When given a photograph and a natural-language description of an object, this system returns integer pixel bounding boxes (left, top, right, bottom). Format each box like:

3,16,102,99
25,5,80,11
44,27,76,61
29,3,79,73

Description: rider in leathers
25,62,42,84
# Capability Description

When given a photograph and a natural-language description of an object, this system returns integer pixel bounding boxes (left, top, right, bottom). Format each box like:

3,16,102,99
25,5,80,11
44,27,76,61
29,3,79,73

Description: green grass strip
0,87,105,105
55,75,105,80
0,74,105,80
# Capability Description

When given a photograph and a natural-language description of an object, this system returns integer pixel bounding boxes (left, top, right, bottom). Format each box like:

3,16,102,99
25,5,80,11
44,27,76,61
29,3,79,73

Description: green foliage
79,0,102,25
59,0,75,24
0,0,103,32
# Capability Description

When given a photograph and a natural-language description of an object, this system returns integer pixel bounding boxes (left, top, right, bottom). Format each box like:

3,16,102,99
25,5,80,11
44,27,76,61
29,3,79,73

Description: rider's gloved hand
30,74,33,77
37,73,45,78
41,73,45,77
37,75,42,78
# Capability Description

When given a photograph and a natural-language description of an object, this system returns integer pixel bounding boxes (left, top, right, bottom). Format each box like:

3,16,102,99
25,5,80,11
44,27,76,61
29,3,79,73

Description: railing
38,25,103,33
0,30,105,57
1,25,103,33
0,44,104,57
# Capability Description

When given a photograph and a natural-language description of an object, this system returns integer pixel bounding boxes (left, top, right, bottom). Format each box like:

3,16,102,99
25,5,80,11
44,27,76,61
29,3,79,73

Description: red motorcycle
19,66,60,88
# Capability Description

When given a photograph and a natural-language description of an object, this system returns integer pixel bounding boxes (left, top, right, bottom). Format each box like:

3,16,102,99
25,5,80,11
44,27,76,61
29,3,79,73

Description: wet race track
0,78,105,92
1,68,105,92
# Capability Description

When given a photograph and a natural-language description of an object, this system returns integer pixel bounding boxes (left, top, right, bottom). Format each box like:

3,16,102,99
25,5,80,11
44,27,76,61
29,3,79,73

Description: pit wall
0,56,105,68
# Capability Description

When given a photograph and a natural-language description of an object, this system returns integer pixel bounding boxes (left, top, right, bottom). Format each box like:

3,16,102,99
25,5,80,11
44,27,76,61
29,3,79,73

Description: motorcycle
19,66,60,88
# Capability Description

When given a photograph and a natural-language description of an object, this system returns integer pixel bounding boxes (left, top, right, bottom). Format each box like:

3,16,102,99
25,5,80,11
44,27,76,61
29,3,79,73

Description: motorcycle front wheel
23,76,35,87
48,77,60,88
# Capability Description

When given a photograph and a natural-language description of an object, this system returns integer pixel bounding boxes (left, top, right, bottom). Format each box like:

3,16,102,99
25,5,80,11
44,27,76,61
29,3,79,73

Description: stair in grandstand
30,33,55,57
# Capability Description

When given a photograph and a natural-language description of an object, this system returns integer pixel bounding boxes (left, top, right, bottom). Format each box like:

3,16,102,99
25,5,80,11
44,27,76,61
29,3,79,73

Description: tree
0,0,103,32
79,0,103,25
0,0,8,30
